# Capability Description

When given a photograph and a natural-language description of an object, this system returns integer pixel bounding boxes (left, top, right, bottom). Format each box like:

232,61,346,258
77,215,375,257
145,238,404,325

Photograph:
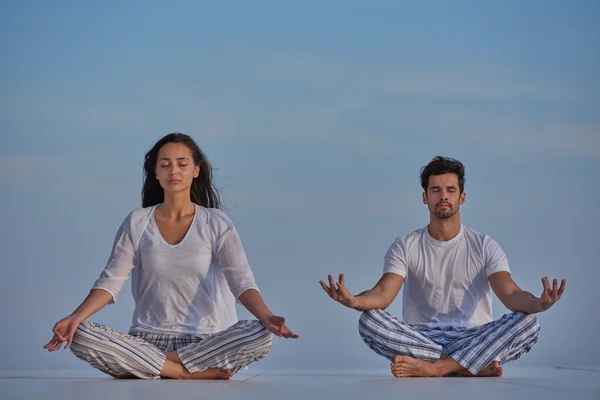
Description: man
320,156,565,377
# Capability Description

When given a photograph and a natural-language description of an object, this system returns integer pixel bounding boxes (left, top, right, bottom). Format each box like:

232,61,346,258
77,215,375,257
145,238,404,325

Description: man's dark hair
420,156,466,193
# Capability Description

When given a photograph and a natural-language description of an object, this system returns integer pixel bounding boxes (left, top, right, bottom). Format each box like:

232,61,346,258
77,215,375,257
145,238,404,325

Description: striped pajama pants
70,320,273,379
358,310,540,375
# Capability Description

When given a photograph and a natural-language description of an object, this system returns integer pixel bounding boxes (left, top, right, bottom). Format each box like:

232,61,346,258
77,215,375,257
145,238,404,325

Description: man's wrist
532,298,544,313
348,296,360,310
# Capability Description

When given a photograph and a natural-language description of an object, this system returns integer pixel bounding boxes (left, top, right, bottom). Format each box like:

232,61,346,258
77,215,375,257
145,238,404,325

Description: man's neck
427,215,461,242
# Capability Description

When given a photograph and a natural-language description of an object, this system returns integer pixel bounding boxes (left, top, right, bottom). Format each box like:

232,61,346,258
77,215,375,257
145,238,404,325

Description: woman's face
154,142,200,194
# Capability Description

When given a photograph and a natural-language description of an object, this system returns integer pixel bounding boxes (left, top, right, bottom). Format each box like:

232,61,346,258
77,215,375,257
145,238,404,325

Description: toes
217,369,231,380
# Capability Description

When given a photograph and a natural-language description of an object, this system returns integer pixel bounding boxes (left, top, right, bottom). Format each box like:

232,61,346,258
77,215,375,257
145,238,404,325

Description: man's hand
536,277,566,312
260,315,299,339
319,274,357,309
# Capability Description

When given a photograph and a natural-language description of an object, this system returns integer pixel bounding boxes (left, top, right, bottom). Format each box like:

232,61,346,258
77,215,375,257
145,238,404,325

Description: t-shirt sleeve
383,237,408,278
209,210,259,299
91,219,139,303
484,236,511,277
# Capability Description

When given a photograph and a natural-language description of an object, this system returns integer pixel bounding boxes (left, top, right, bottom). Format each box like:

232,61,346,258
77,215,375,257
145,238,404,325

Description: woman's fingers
43,335,59,349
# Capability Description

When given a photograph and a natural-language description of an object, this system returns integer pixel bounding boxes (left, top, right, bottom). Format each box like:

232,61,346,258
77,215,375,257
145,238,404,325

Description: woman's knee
233,320,273,349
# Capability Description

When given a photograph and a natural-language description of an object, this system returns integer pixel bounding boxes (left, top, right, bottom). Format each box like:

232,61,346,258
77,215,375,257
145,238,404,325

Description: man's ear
422,192,428,205
460,191,466,205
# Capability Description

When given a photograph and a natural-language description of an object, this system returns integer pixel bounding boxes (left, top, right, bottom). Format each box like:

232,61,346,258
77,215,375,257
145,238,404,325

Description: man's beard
432,206,458,219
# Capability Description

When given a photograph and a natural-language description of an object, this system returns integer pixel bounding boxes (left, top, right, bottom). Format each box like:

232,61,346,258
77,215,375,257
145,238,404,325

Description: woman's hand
260,315,299,339
43,315,82,351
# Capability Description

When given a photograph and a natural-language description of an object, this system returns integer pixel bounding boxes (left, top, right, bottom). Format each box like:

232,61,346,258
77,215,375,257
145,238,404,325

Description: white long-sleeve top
92,204,259,336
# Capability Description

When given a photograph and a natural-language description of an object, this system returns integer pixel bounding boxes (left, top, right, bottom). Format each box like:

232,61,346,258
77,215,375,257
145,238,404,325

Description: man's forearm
352,289,391,311
504,290,541,314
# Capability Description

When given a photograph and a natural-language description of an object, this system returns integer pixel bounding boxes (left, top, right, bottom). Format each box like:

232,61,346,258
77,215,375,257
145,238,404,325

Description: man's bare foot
186,368,232,380
390,355,441,377
457,361,503,377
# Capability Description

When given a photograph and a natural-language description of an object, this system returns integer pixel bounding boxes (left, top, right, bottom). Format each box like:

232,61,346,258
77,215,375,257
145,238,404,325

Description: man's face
422,173,465,220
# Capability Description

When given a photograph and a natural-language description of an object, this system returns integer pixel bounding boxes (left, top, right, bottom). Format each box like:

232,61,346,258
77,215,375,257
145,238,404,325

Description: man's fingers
540,286,549,303
557,279,566,297
319,281,332,296
542,277,550,291
541,277,550,302
328,274,336,290
339,274,345,287
328,275,339,299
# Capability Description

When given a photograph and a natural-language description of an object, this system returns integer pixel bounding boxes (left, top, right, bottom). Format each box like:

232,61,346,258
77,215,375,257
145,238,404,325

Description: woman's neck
158,193,195,218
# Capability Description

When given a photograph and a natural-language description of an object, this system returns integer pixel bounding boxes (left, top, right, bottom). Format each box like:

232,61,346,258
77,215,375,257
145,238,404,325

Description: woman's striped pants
69,320,273,379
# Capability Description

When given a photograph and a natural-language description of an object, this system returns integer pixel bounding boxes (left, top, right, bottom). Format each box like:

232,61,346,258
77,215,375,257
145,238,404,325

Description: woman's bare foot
390,355,440,377
457,361,503,377
160,357,231,380
112,374,138,380
187,368,232,380
164,351,182,364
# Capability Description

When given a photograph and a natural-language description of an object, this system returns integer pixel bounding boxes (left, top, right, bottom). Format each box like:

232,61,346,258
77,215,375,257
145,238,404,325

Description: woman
44,133,298,380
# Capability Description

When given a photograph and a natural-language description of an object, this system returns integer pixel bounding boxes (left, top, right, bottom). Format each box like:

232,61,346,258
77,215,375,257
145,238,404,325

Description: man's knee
504,312,541,343
359,309,387,323
521,313,541,340
512,312,540,329
358,310,381,334
358,309,402,340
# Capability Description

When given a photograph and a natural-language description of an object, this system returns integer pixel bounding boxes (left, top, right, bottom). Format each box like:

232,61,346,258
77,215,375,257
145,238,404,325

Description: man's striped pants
358,310,540,375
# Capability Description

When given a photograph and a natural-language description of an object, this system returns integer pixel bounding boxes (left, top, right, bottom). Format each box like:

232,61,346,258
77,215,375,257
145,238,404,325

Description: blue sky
1,0,599,372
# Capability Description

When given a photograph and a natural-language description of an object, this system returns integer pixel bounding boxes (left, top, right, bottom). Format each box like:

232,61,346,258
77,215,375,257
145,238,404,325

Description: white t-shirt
92,204,259,336
383,225,510,328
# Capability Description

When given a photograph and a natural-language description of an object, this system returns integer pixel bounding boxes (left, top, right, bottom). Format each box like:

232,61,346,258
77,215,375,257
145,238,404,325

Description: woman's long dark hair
142,133,222,209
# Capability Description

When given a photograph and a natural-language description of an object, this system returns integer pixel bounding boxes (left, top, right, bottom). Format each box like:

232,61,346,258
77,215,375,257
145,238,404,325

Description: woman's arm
44,289,113,351
238,289,298,338
44,224,138,351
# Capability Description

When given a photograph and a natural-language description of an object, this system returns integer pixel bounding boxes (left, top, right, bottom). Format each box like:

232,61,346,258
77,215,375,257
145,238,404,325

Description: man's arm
319,273,405,311
488,272,566,314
